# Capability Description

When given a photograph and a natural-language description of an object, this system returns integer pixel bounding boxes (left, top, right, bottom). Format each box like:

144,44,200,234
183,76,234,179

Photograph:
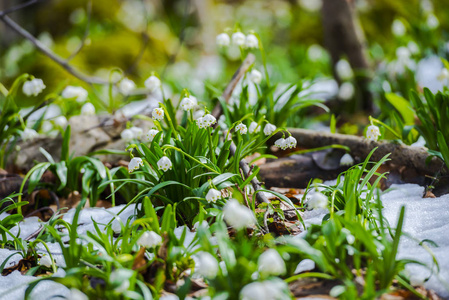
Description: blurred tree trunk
321,0,373,113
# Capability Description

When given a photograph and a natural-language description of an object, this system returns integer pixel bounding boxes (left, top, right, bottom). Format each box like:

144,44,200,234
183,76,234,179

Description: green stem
162,145,219,174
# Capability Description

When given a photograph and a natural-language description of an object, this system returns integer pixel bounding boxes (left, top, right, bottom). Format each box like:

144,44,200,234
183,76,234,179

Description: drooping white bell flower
338,82,355,101
144,75,161,92
284,136,297,149
23,78,46,97
263,123,276,136
121,128,134,142
258,249,286,276
235,123,248,134
80,102,95,116
240,279,290,300
232,32,246,46
128,157,143,173
202,114,217,127
307,192,328,210
245,34,259,49
180,97,194,111
62,86,88,103
216,33,231,47
152,107,164,121
427,14,439,29
137,231,162,248
391,19,406,37
274,138,287,150
38,254,53,268
111,219,122,234
223,199,256,230
157,156,172,172
205,188,221,203
21,128,38,141
340,153,354,166
130,126,143,139
146,129,161,142
250,69,262,84
366,125,381,141
54,116,68,128
335,59,353,81
118,78,136,95
194,251,219,278
249,121,261,134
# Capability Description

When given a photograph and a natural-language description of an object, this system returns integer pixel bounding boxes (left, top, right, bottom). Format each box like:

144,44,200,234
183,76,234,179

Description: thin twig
0,0,43,17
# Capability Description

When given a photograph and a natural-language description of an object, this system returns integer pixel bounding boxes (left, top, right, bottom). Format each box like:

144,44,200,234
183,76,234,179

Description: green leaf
385,93,415,125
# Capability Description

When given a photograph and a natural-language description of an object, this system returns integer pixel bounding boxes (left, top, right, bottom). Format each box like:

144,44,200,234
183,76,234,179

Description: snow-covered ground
1,184,448,299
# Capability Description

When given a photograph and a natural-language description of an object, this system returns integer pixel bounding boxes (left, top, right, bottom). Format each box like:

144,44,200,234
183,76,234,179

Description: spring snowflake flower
274,138,287,150
232,32,246,46
118,78,136,95
285,136,297,149
111,219,122,234
121,128,134,142
240,279,290,300
437,69,449,82
249,121,261,134
198,114,217,127
80,102,95,116
62,86,88,103
128,157,143,173
427,14,439,29
23,78,46,97
335,59,353,80
195,251,219,278
137,231,162,248
152,107,164,121
250,69,262,84
205,188,221,203
263,123,276,136
391,19,406,37
258,249,286,276
340,153,354,166
54,116,68,128
245,34,259,49
223,199,256,230
216,33,231,47
308,192,328,210
130,126,143,139
146,129,161,142
157,156,172,172
38,254,52,268
180,97,194,111
235,123,248,134
366,125,381,141
338,82,355,101
144,75,161,92
21,128,38,141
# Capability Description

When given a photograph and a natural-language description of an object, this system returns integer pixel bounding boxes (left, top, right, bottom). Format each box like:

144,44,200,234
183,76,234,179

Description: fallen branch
272,128,446,176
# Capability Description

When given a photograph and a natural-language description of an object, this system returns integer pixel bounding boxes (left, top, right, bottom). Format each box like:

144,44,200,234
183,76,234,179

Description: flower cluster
23,78,46,97
180,96,195,111
62,86,88,103
366,125,381,141
121,126,143,142
196,114,217,129
216,32,259,49
274,136,297,150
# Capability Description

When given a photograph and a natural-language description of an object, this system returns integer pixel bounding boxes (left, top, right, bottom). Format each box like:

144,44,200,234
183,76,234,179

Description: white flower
80,102,95,115
366,125,381,141
39,254,52,268
152,107,165,121
54,116,68,128
137,231,162,248
235,123,247,134
427,14,439,29
232,32,246,46
196,117,206,129
294,259,315,274
146,129,161,142
338,82,355,101
391,19,406,37
180,97,194,111
263,123,276,135
274,138,287,150
128,157,143,173
223,199,256,230
23,78,46,96
110,269,131,293
205,188,221,203
195,251,219,278
250,69,262,84
258,249,286,276
157,156,172,172
118,78,136,95
189,95,198,106
335,59,353,80
216,33,231,47
130,126,143,139
407,41,419,55
437,69,449,82
68,288,88,300
249,122,261,134
198,114,216,127
284,136,297,149
245,34,259,49
62,86,88,103
144,75,161,92
240,279,290,300
340,153,354,166
121,128,134,142
308,192,328,210
111,219,122,234
21,128,38,141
